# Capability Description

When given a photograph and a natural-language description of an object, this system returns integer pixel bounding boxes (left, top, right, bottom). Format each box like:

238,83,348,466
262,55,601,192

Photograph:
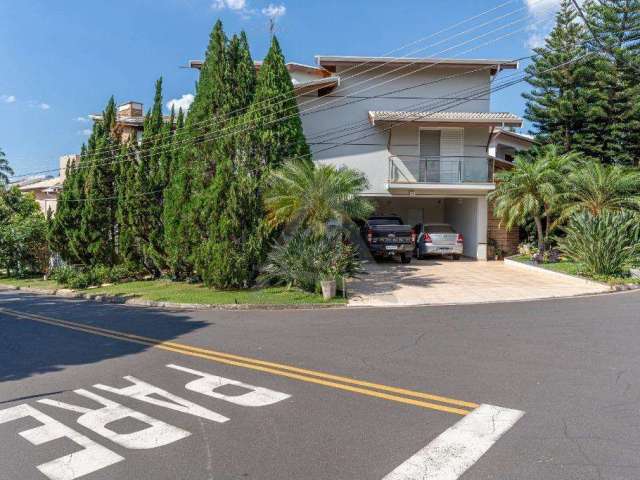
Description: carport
370,195,488,260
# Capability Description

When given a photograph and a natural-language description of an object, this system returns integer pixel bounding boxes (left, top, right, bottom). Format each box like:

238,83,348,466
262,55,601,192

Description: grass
82,280,345,305
0,275,345,305
0,274,59,289
509,256,640,285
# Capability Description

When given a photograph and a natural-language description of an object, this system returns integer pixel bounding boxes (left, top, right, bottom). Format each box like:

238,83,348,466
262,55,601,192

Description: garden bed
0,276,346,307
507,256,640,287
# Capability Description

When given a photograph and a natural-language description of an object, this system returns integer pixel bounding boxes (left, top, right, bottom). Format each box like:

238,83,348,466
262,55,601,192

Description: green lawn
0,275,59,289
0,276,344,305
510,256,640,285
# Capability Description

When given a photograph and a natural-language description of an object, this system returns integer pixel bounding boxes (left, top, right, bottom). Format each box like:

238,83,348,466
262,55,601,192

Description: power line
58,52,590,203
570,0,640,74
10,8,558,181
43,0,547,163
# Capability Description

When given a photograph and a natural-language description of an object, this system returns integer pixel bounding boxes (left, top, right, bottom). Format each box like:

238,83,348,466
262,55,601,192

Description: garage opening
370,196,486,259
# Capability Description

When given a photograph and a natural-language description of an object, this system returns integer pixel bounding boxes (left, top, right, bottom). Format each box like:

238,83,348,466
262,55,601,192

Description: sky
0,0,563,179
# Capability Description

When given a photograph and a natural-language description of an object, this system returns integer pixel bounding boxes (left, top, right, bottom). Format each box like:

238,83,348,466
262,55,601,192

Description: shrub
259,229,362,293
50,265,78,285
558,211,640,277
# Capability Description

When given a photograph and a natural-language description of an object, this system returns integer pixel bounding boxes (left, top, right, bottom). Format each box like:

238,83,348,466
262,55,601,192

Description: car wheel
400,253,411,264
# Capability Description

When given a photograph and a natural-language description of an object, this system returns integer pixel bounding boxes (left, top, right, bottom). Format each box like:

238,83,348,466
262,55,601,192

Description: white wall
300,64,494,194
372,197,445,225
444,198,478,258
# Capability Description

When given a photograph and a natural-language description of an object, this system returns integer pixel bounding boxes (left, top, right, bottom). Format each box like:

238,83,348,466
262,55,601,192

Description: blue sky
0,0,560,178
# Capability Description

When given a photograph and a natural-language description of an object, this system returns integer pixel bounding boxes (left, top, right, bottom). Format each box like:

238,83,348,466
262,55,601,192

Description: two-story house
191,55,532,260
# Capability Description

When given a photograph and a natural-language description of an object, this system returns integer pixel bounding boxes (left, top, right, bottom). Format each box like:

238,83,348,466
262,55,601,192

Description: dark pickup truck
362,216,416,263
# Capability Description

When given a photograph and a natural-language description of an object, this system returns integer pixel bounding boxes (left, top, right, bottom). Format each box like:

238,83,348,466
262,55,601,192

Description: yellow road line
0,307,478,416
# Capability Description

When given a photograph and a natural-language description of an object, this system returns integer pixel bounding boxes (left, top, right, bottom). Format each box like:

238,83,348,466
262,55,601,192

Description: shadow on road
0,291,208,384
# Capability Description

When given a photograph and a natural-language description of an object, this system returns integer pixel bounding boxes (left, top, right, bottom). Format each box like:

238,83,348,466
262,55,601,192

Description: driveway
347,258,609,307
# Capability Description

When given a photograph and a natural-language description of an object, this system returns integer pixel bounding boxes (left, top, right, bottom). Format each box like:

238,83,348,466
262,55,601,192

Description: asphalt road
1,288,640,480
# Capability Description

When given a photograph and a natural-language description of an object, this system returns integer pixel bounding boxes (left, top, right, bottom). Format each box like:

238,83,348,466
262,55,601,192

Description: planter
320,280,337,300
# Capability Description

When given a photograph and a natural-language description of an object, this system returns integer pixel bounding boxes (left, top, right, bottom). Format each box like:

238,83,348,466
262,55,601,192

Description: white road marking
93,375,229,423
38,389,190,449
0,404,123,480
167,364,291,407
382,404,524,480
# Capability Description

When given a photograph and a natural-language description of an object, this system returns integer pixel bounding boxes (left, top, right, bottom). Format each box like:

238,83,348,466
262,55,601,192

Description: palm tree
0,148,13,187
489,145,573,251
556,161,640,220
264,159,374,235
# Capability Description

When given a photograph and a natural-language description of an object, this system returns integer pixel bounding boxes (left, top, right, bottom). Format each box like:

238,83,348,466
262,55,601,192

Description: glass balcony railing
388,155,494,184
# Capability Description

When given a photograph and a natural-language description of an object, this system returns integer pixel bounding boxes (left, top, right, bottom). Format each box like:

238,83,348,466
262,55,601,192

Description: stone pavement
347,258,609,307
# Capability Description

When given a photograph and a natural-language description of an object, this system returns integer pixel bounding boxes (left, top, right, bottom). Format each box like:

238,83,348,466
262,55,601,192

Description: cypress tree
115,138,139,265
245,35,310,169
523,0,599,154
125,77,170,275
50,155,86,263
193,31,260,288
584,0,640,166
79,96,119,266
163,20,230,279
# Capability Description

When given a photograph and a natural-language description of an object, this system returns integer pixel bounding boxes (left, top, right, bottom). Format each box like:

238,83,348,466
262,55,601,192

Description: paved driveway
347,258,609,307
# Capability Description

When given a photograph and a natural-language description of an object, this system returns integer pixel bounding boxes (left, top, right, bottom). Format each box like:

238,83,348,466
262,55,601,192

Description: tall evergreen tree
163,20,231,278
194,31,261,288
584,0,640,166
115,138,139,265
523,0,600,154
245,35,310,169
123,77,172,274
79,96,119,265
50,154,86,263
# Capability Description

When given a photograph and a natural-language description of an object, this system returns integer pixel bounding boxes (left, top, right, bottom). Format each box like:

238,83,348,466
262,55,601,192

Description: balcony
388,155,495,186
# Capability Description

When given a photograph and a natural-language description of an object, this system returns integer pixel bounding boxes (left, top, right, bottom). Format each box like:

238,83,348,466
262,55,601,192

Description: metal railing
388,155,494,184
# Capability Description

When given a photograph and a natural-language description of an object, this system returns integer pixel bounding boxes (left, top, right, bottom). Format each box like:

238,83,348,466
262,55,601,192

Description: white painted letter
39,389,190,449
93,376,229,424
167,364,290,407
0,404,123,480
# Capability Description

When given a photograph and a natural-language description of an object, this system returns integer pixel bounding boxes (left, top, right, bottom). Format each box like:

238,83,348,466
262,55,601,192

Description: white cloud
262,3,286,19
75,116,90,122
523,0,584,48
166,94,194,113
1,94,16,103
39,103,51,110
78,128,92,136
212,0,247,11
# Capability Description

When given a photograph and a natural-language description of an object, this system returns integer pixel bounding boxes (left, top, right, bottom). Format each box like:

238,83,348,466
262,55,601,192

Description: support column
476,196,488,261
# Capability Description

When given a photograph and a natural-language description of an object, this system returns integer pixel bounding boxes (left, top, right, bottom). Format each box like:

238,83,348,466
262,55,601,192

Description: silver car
413,223,464,259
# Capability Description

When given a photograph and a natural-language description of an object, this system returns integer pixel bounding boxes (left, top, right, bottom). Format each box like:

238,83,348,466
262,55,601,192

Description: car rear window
425,225,455,233
369,218,403,225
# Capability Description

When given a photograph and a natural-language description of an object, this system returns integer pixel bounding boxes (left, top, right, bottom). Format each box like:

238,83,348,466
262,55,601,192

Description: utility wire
40,0,549,163
13,55,534,180
570,0,640,74
10,9,558,181
61,52,590,203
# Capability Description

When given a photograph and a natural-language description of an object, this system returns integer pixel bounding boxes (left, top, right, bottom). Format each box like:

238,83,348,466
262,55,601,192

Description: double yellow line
0,306,478,416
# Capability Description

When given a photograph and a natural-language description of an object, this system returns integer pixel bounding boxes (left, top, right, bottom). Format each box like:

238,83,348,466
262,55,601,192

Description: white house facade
191,55,534,259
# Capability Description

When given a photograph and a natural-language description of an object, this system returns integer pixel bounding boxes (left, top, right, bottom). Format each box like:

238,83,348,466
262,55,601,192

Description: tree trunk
534,215,545,252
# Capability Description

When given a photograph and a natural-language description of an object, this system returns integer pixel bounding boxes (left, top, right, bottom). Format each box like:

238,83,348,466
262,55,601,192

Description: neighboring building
90,101,145,143
191,55,533,259
488,128,535,162
18,155,79,214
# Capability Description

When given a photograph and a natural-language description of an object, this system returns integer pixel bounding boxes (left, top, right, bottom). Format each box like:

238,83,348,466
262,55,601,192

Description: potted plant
320,275,337,300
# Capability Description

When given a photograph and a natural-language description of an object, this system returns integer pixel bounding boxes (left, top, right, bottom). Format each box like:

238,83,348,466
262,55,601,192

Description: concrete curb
0,284,346,311
503,258,640,292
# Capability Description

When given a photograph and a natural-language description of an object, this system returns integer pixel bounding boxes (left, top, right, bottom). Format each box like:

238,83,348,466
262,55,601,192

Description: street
1,289,640,479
